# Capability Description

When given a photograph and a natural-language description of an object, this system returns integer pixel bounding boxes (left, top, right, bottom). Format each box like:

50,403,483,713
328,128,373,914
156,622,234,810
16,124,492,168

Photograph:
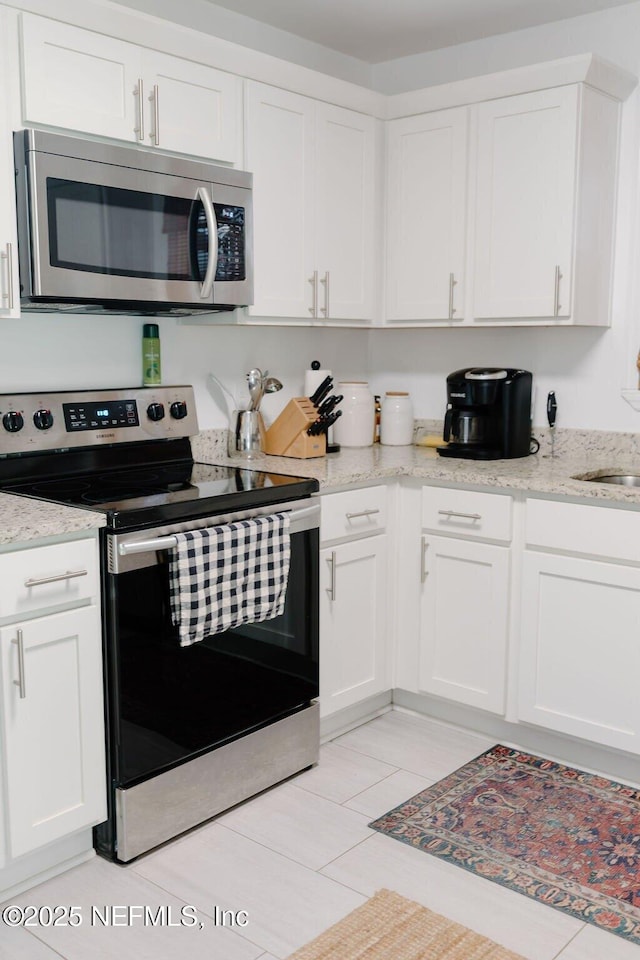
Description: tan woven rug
286,889,525,960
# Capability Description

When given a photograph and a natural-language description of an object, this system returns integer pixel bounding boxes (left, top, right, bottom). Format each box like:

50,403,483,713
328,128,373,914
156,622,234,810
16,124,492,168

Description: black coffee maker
438,368,533,460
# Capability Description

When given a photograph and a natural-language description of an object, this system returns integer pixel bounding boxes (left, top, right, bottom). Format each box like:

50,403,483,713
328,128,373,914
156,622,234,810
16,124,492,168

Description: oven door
103,500,319,789
19,145,252,308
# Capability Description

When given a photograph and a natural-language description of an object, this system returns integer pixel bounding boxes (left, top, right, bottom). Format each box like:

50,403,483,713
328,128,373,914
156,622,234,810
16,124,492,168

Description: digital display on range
63,400,139,432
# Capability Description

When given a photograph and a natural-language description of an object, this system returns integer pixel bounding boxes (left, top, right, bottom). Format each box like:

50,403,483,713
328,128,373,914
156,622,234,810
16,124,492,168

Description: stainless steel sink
577,474,640,486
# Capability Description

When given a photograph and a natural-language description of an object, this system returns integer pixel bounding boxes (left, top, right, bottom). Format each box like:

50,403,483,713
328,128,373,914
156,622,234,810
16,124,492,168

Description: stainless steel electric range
0,386,320,862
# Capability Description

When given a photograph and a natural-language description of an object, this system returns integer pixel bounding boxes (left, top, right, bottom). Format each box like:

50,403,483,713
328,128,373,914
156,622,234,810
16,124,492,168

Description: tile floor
2,709,640,959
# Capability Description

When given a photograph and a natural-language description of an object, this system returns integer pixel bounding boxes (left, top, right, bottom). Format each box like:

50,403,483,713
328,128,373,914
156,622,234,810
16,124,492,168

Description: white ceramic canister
380,391,414,445
334,381,375,447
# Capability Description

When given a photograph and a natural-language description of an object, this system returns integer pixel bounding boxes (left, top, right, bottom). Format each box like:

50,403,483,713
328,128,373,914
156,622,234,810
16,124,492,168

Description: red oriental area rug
369,745,640,944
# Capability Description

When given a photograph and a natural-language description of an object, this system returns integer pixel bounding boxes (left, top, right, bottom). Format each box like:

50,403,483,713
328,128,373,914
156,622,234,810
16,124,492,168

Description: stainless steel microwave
13,129,253,315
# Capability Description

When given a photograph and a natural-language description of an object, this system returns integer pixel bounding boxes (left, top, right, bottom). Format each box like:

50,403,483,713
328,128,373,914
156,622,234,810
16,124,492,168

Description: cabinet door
419,534,509,714
473,87,578,319
245,82,315,318
519,552,640,753
0,607,106,858
0,9,18,318
315,104,375,320
142,50,241,162
386,108,468,321
320,536,388,717
20,14,141,142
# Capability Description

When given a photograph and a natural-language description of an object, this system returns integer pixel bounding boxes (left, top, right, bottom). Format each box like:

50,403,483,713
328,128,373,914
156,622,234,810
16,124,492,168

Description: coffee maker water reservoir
438,368,533,460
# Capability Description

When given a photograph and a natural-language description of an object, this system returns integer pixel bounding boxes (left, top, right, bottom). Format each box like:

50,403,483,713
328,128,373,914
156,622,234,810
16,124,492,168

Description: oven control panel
0,386,199,454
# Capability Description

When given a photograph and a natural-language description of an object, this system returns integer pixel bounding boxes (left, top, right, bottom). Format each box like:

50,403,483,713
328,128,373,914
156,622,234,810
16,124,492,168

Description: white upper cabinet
19,14,241,162
385,69,627,327
140,50,241,162
245,84,316,318
473,87,578,321
314,103,375,321
0,8,19,319
246,81,376,321
386,108,468,322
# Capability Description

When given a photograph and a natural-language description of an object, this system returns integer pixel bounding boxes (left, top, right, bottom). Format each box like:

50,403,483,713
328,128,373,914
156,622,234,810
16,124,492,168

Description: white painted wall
3,1,640,434
0,313,367,430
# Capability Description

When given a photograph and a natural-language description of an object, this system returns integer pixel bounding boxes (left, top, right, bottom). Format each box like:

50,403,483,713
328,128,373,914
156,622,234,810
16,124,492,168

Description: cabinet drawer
526,498,640,562
421,486,512,542
321,486,387,543
0,539,98,621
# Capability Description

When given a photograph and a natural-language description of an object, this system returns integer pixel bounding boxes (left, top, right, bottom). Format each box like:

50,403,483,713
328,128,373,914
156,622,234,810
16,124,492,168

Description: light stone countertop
4,425,640,548
0,492,106,546
192,427,640,506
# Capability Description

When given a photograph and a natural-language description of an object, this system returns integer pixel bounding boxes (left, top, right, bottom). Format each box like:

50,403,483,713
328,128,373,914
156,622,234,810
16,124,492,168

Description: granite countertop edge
0,492,107,546
4,439,640,546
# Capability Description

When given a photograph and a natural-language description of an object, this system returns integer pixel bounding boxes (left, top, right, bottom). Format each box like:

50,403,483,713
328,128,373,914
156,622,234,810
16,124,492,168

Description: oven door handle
117,503,320,557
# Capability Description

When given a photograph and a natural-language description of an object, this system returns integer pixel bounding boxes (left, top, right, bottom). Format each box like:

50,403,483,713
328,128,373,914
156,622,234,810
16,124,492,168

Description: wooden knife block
264,398,326,458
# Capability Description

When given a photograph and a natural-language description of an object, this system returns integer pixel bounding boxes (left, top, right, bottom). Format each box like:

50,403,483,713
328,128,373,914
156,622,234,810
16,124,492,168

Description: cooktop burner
3,461,317,530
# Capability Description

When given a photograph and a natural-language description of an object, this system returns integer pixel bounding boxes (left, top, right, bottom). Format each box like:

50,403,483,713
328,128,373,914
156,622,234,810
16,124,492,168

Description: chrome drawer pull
24,569,88,588
1,242,14,310
13,629,26,699
345,509,380,520
448,272,457,319
133,78,144,140
554,265,563,317
309,270,318,317
328,550,337,601
420,536,429,582
320,270,330,318
150,83,160,145
438,510,481,521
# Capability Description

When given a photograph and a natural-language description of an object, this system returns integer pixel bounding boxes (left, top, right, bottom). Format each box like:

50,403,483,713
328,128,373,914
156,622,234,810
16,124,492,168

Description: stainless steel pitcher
228,409,266,459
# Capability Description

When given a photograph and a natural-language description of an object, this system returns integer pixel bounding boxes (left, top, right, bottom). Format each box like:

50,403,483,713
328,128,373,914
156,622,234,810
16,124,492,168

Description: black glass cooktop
2,460,319,530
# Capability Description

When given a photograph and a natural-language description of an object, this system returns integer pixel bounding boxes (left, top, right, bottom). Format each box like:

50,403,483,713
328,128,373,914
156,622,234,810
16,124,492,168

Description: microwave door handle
196,187,218,299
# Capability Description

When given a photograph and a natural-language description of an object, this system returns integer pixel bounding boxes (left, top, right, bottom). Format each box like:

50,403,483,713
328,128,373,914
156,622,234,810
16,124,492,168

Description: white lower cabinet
518,499,640,753
418,534,509,714
0,537,106,877
1,606,106,859
320,536,388,716
416,486,512,715
319,486,389,718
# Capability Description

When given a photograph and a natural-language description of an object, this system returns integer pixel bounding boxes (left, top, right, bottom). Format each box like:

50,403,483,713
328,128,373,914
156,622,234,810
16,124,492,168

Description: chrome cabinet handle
13,629,26,699
309,271,318,317
133,78,144,141
420,536,429,582
150,83,160,145
448,272,457,319
554,265,563,317
1,242,14,311
437,510,482,521
320,270,330,318
345,508,380,520
197,187,218,300
328,550,337,601
24,569,88,588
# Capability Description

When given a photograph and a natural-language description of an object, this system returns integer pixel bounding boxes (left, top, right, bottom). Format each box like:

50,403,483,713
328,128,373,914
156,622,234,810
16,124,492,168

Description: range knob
33,408,54,431
147,402,165,422
170,400,188,420
3,411,24,433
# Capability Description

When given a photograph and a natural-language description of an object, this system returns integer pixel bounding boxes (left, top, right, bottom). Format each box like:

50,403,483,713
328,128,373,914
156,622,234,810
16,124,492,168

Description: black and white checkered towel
168,513,291,646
